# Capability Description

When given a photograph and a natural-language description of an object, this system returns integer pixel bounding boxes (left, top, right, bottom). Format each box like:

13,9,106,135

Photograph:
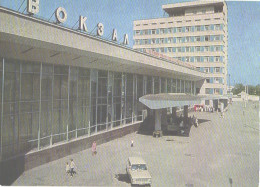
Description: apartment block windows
168,48,172,53
159,38,164,44
205,46,210,52
185,47,190,52
205,35,210,41
177,57,182,61
195,36,200,42
151,29,156,35
204,56,210,62
144,39,148,44
168,37,173,43
136,30,140,35
215,35,220,41
177,27,182,33
177,47,182,52
151,39,156,44
185,36,190,43
195,46,201,52
160,48,165,53
215,56,220,62
144,30,149,35
206,78,210,83
185,26,191,32
177,37,182,43
205,88,211,94
214,88,220,95
135,39,140,45
195,26,201,32
215,67,220,73
160,28,166,34
214,78,220,83
215,46,221,51
204,68,210,73
215,24,220,30
195,56,201,62
168,28,173,34
205,25,210,31
185,57,190,62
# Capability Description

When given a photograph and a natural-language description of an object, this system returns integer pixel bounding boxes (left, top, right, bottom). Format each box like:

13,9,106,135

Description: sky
0,0,259,86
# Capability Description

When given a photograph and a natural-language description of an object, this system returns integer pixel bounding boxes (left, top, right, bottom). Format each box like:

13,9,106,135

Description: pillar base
153,130,163,138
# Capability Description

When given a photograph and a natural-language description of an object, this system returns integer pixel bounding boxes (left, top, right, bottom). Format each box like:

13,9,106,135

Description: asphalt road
13,101,259,186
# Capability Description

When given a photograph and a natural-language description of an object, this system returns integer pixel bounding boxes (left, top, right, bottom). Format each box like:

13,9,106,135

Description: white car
126,157,152,186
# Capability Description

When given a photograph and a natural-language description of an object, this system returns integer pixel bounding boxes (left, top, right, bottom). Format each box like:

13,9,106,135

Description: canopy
139,93,204,109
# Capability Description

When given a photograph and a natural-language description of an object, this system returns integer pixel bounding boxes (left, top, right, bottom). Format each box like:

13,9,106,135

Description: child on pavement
66,162,70,175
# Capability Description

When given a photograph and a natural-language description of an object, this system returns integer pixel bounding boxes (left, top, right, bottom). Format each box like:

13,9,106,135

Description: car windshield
131,164,147,171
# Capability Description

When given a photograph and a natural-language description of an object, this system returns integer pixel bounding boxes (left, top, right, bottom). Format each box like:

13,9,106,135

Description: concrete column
184,105,188,118
172,107,177,119
155,109,162,131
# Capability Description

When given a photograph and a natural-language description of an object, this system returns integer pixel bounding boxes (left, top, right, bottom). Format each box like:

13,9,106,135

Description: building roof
162,1,224,15
0,7,206,81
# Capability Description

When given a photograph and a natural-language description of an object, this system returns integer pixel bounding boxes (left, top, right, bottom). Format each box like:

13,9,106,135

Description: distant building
133,0,228,96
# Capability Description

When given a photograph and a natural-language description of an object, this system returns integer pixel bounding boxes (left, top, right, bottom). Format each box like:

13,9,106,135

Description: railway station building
0,3,207,184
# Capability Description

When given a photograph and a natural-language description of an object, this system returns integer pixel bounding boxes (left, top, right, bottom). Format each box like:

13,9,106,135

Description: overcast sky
1,0,259,86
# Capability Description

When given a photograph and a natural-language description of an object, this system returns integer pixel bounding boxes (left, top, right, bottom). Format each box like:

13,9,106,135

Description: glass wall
113,72,121,127
154,77,160,94
161,78,167,93
0,57,194,160
167,78,171,93
171,79,177,93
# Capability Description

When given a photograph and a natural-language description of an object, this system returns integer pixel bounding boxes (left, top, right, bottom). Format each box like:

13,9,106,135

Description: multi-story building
133,1,228,98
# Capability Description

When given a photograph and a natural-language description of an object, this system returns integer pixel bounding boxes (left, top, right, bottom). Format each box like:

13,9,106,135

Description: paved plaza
13,101,259,186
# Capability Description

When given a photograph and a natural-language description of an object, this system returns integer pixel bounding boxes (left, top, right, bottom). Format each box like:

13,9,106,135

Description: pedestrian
92,141,97,156
66,162,70,176
131,140,134,147
70,159,77,177
195,117,198,127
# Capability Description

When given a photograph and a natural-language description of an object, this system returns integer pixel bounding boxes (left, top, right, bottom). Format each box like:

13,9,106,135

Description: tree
232,83,244,95
231,83,260,96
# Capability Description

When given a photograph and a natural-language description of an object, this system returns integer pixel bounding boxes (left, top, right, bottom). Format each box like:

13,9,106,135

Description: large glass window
154,77,159,94
171,79,177,93
53,65,68,143
113,72,121,127
125,74,133,124
167,78,171,93
177,79,181,93
136,75,143,121
161,78,167,93
97,70,108,131
77,68,90,137
181,80,185,93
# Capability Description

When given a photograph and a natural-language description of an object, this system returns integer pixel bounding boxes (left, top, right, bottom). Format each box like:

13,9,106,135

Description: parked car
126,157,152,186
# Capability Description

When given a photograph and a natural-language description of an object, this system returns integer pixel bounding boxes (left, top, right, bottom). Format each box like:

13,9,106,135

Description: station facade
0,4,206,171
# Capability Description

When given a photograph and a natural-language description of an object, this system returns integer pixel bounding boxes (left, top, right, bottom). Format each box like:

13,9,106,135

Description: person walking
131,140,134,147
66,162,70,176
92,141,97,156
70,159,77,177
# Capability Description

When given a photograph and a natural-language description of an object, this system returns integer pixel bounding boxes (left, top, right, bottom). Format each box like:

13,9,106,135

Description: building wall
133,1,228,96
0,57,196,161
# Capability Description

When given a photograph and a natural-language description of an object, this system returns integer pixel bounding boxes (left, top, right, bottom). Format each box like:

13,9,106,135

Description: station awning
139,93,204,109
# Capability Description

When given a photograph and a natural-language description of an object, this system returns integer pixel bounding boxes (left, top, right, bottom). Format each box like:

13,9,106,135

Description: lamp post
228,74,230,94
